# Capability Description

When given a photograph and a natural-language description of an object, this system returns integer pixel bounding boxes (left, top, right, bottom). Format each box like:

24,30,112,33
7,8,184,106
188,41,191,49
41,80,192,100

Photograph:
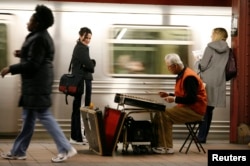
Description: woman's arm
199,47,213,72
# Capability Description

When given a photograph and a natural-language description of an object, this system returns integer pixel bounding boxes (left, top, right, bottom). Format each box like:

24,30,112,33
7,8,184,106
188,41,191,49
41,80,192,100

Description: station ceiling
50,0,231,7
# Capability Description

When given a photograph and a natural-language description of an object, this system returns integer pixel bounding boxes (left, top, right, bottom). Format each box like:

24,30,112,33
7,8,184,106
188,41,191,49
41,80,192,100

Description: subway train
0,0,232,140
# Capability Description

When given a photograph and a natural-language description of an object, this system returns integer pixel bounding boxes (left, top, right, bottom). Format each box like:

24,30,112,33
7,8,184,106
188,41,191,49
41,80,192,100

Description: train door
0,13,21,136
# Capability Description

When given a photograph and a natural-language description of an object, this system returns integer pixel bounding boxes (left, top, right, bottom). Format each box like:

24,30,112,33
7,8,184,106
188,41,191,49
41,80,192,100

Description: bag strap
68,56,81,73
65,94,69,105
68,58,72,73
197,53,214,75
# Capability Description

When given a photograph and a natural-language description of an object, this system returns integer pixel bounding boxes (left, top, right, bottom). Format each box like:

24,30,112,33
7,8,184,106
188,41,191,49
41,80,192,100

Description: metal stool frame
179,121,206,154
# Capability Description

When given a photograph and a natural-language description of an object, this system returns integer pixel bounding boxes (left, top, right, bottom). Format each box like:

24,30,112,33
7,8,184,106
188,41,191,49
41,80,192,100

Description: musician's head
164,53,184,74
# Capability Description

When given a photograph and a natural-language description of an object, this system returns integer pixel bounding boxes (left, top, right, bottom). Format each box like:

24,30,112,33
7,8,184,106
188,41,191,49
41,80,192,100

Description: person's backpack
225,48,237,81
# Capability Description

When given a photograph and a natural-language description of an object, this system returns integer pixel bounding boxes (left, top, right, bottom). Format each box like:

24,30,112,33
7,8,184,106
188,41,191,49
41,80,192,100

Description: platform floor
0,139,249,166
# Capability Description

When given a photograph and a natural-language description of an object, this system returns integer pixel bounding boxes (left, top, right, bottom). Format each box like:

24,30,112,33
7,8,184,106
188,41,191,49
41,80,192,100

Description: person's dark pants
71,80,92,141
71,93,83,142
198,106,215,143
84,80,92,106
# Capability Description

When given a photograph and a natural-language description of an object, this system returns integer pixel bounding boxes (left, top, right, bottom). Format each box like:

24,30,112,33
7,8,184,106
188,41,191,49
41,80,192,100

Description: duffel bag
59,74,84,104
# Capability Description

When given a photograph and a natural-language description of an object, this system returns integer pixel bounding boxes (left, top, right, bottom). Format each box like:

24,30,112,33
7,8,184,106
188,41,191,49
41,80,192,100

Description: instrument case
81,106,126,156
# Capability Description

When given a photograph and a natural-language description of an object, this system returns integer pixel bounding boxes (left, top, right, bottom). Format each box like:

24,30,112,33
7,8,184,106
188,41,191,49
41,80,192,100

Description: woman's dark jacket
71,41,95,80
9,30,54,109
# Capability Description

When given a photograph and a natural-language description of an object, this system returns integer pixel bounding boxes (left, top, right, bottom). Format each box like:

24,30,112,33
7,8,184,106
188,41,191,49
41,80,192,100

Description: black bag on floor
124,116,156,144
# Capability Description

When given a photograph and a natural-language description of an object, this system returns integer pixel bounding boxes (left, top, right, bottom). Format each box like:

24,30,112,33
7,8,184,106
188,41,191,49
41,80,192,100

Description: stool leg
193,126,202,152
186,123,199,154
180,122,206,154
186,124,195,154
179,125,192,152
190,123,206,153
194,125,206,154
189,123,206,154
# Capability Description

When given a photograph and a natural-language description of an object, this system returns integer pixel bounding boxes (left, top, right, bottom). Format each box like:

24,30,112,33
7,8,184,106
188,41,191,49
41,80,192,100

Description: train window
109,25,192,77
0,23,8,70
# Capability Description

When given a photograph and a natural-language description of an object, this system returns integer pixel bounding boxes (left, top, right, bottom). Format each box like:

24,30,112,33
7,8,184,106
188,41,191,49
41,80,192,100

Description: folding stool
179,121,206,154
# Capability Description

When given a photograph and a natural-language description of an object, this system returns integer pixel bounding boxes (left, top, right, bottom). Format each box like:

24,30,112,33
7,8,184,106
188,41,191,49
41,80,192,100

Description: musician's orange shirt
175,67,207,115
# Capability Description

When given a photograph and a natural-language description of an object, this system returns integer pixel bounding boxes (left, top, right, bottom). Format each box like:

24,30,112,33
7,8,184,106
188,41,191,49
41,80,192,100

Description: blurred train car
0,0,231,140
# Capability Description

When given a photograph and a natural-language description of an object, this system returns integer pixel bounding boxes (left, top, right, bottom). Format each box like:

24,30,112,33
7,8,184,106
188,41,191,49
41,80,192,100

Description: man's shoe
51,147,77,163
1,152,27,160
69,138,84,145
152,147,174,154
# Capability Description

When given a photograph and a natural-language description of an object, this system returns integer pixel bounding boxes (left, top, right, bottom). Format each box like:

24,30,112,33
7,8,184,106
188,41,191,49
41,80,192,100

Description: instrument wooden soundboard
114,93,166,112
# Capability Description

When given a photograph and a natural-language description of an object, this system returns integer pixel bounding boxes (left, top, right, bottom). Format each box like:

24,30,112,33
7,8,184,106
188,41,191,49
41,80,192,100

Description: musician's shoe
51,146,77,163
1,152,27,160
69,138,84,145
152,147,174,154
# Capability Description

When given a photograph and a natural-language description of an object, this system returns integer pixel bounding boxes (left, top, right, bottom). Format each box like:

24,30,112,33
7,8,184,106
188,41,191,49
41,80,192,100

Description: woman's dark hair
79,27,92,37
33,5,54,31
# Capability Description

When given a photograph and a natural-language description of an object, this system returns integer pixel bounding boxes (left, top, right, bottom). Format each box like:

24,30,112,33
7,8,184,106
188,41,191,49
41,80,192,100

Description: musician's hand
159,91,168,98
164,96,175,103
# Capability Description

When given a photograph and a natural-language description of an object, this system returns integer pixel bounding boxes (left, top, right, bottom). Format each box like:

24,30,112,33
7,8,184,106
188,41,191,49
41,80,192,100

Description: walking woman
0,5,77,162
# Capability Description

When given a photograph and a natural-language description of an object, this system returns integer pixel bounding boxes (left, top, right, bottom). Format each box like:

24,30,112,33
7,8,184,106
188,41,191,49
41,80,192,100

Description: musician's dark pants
154,106,203,148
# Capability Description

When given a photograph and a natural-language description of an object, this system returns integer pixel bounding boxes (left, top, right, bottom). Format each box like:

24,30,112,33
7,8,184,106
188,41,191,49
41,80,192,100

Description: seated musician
152,53,207,154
